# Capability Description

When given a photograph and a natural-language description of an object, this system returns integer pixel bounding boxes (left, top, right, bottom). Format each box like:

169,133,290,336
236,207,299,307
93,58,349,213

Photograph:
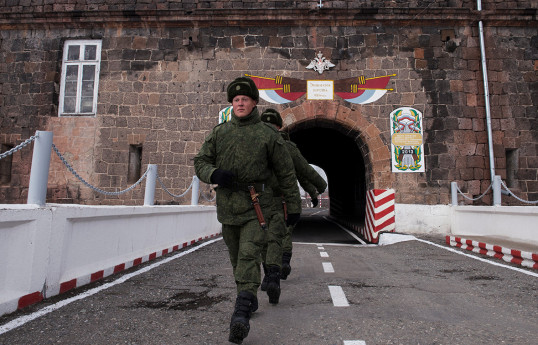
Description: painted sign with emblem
390,107,424,172
219,106,233,124
246,73,395,105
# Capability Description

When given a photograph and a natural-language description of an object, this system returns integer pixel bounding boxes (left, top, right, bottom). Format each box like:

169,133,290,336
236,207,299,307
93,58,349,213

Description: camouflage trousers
222,218,267,295
282,223,295,253
261,209,286,268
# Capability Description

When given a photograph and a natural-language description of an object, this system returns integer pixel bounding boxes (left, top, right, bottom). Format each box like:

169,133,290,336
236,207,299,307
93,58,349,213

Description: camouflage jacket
194,107,301,225
281,132,327,198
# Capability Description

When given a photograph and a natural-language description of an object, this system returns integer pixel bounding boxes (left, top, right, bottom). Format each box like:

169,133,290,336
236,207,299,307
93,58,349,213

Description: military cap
261,108,283,128
227,77,259,103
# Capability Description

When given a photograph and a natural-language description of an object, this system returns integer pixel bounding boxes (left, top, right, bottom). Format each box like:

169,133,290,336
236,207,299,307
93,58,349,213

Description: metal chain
500,179,538,204
200,189,216,202
52,143,149,196
156,173,194,198
0,134,38,160
456,182,492,201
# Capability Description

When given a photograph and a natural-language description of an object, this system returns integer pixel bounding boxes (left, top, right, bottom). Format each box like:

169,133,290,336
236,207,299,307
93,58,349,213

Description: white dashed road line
322,262,334,273
313,240,364,344
328,285,349,307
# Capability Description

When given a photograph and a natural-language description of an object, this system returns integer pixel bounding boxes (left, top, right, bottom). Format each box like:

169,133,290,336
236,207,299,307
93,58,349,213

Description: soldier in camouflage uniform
259,146,295,302
194,78,301,344
260,109,327,283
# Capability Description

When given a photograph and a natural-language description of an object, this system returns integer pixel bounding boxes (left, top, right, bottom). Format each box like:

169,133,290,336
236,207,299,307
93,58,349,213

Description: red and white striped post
362,189,396,243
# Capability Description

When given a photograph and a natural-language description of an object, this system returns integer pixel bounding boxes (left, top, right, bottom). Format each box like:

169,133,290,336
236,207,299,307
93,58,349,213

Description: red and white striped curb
16,232,221,310
364,189,395,243
446,236,538,270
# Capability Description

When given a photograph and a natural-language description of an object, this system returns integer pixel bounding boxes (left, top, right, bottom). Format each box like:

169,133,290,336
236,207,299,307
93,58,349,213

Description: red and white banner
363,189,395,243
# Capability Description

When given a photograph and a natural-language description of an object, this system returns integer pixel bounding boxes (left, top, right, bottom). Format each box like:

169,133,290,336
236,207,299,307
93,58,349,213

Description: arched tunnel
287,119,368,225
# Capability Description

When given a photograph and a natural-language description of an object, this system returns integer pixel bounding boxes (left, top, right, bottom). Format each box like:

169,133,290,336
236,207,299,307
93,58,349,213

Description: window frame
58,39,102,117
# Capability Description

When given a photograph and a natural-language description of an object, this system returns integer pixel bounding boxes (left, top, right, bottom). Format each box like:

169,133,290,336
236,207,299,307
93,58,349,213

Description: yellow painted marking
365,74,397,80
355,88,394,91
244,74,276,81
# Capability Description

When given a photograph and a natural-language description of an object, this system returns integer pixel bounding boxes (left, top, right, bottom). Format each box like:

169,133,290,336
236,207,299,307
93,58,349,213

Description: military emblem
306,51,335,74
390,107,425,172
218,106,233,124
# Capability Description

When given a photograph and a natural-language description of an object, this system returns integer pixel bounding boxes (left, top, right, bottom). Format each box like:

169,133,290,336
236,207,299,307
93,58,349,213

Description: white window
59,40,102,116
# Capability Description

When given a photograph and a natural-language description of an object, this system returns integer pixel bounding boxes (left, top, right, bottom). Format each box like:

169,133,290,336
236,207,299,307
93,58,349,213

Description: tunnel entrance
287,119,368,224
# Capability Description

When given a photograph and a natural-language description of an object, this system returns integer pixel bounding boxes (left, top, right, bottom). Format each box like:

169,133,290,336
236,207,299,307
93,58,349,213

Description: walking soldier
194,78,301,344
260,108,327,281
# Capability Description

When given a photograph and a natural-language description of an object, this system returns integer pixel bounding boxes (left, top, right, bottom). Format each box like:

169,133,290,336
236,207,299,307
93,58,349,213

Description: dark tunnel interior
287,121,367,224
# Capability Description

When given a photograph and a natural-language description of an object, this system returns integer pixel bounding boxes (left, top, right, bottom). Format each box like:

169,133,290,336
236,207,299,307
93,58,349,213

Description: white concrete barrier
0,204,220,317
451,206,538,246
0,205,53,317
395,204,451,235
395,204,537,247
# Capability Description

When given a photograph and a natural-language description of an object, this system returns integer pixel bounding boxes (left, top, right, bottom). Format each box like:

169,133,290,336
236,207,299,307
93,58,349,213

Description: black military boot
266,265,281,305
250,294,258,313
260,263,269,291
229,291,255,344
281,252,292,280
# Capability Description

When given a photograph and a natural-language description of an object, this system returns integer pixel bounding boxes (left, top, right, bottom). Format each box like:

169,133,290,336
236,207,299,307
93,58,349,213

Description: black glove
210,169,235,188
286,213,301,227
311,197,318,208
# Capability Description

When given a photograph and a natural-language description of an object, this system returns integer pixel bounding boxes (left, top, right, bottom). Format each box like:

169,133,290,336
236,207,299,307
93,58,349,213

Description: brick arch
279,100,394,190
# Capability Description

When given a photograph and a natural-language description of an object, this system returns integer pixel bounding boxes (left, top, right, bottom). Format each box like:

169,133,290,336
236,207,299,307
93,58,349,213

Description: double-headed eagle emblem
306,51,335,74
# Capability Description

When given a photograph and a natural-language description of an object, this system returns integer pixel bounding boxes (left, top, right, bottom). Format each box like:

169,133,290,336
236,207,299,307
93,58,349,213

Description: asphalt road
1,209,536,345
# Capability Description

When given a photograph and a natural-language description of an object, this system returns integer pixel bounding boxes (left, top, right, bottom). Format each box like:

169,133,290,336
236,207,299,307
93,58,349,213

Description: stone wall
0,1,536,206
1,1,537,13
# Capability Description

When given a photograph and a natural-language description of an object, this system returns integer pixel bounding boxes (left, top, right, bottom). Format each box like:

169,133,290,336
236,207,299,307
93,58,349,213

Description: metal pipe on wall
477,0,497,204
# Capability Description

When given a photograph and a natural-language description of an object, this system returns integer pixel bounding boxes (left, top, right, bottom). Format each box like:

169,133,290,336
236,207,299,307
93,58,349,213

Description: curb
15,232,222,312
446,236,538,270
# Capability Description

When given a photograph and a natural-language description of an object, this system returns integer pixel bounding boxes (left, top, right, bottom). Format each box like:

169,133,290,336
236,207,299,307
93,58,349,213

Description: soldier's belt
248,185,268,231
232,182,265,192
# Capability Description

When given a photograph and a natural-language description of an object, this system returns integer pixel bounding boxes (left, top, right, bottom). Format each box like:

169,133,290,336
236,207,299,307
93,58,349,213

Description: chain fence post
451,182,458,206
144,164,157,206
27,131,53,206
191,175,200,206
493,175,501,206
